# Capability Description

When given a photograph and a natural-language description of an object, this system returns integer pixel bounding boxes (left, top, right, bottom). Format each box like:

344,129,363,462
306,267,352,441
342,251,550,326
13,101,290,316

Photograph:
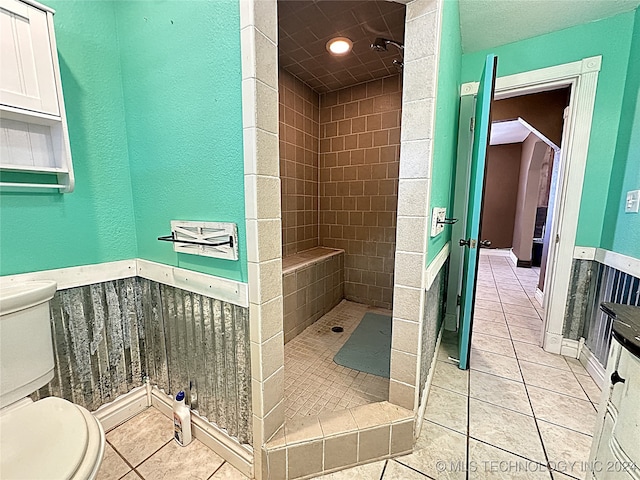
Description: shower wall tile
282,250,344,343
279,69,320,257
319,75,402,309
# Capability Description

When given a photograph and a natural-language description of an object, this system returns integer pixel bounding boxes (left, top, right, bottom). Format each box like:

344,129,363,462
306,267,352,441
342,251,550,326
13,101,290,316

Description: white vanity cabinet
0,0,74,192
589,304,640,480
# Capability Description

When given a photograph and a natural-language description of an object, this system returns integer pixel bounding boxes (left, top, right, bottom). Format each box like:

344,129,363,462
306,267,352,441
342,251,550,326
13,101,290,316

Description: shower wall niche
279,69,402,333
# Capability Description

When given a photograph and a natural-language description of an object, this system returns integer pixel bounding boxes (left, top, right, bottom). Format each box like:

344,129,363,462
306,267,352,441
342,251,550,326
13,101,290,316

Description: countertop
601,302,640,359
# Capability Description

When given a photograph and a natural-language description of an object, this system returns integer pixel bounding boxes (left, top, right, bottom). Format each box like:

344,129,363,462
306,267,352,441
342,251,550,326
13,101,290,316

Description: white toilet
0,281,105,479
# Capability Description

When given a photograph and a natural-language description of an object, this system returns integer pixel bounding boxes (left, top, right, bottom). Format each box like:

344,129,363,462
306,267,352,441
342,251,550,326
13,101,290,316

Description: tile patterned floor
313,252,602,479
100,253,603,480
97,407,249,480
284,300,391,419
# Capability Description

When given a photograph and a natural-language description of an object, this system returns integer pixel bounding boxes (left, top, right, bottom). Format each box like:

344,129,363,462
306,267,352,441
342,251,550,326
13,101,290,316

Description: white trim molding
463,56,602,356
0,260,136,290
151,388,253,478
580,345,606,390
0,259,249,308
560,338,580,358
93,384,150,432
425,242,450,291
573,247,640,278
573,246,597,260
136,259,248,308
509,249,518,267
594,248,640,278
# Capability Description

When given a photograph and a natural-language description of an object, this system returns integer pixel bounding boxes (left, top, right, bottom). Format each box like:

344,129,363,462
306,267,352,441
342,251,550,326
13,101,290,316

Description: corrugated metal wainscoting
419,264,448,403
32,277,252,445
564,259,640,369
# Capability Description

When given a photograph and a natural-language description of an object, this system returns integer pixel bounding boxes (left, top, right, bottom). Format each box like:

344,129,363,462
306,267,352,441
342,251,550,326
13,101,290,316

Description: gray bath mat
333,312,392,378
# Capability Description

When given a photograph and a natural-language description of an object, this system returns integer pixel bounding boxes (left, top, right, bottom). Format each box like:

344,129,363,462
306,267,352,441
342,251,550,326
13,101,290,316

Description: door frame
457,55,601,355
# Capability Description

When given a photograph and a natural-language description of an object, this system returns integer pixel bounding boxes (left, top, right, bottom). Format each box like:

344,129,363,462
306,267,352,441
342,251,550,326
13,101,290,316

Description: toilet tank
0,281,57,409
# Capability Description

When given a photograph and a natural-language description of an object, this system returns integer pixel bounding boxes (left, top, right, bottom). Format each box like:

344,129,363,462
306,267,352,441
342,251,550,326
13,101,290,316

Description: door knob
479,240,492,248
459,239,470,247
611,371,626,385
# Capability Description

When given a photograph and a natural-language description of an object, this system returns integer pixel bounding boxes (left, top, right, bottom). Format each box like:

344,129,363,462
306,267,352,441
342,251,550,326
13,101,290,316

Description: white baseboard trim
479,248,511,257
93,384,150,432
580,345,606,390
560,338,580,358
424,242,450,291
415,327,443,439
443,312,457,332
509,250,518,267
543,331,563,355
151,388,253,478
0,260,137,290
534,288,544,306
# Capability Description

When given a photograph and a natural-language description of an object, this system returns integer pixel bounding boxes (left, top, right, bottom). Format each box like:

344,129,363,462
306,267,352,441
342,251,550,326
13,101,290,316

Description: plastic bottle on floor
173,391,192,446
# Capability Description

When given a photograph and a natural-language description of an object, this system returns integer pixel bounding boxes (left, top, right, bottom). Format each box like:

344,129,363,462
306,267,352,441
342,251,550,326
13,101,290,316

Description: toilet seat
0,397,105,480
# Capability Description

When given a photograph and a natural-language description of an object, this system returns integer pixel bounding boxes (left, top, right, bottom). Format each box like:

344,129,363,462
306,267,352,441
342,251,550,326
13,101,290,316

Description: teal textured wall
461,12,636,249
606,8,640,259
115,1,247,282
0,1,137,275
427,0,463,265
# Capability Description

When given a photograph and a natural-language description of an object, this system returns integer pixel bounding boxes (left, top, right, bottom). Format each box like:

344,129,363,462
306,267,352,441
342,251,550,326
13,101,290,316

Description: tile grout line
207,461,227,479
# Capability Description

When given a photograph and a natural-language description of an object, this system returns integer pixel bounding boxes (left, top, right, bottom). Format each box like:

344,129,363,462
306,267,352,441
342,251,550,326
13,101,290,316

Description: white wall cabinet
589,336,640,480
0,0,74,192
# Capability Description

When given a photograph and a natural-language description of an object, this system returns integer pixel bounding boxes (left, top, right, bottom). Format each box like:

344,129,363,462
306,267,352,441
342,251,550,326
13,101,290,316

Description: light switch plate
431,208,446,237
626,190,640,213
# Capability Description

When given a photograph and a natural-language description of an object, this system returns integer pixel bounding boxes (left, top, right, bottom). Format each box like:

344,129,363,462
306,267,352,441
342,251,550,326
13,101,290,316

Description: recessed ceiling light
326,37,352,56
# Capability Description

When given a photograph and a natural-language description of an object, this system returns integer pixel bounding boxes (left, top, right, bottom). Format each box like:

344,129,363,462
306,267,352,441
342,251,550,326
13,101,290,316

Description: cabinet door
611,351,640,469
0,0,59,115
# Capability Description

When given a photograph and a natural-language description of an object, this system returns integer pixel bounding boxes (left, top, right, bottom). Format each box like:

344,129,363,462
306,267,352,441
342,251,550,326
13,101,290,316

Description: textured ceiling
459,0,640,53
278,1,406,93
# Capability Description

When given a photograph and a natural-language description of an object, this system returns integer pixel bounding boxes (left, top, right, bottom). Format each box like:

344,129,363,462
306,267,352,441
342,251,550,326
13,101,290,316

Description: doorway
446,56,602,358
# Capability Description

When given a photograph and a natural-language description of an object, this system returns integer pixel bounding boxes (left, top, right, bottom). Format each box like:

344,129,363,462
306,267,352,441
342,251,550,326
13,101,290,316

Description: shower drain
331,326,344,333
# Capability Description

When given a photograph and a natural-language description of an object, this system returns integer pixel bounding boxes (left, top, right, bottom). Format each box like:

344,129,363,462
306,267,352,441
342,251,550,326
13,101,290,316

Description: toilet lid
0,397,89,480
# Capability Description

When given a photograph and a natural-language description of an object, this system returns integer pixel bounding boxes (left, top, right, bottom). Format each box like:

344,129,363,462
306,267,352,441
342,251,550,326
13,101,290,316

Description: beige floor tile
527,386,597,436
106,408,173,467
284,300,389,420
550,471,582,479
121,472,142,480
475,299,504,313
505,314,543,330
509,325,541,345
137,439,224,480
397,420,466,480
469,399,546,464
537,420,592,468
424,385,468,435
514,342,570,371
574,374,602,405
472,319,511,339
468,440,550,479
499,293,534,307
382,460,430,479
470,348,523,382
438,342,461,364
432,360,469,395
474,308,507,323
97,443,131,480
313,459,386,479
472,332,515,357
519,361,588,400
210,462,251,479
564,358,589,376
503,304,540,319
469,370,532,416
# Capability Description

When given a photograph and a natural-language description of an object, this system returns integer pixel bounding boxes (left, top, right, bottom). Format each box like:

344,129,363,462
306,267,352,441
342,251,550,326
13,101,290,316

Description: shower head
370,37,404,53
